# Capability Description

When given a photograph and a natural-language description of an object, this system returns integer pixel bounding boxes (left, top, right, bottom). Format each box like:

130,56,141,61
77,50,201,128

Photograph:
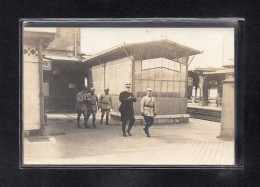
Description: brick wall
45,28,81,57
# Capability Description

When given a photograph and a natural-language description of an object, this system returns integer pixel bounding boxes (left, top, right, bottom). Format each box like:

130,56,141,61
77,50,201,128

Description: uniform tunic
99,94,112,110
75,91,88,112
118,91,136,114
140,95,156,117
86,93,99,113
118,91,136,124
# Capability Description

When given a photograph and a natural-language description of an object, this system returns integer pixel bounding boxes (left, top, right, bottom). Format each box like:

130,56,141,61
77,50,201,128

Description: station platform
187,103,222,122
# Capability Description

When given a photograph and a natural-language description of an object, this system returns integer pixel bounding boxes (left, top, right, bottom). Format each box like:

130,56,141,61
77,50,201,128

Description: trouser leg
85,110,91,128
144,117,153,137
105,110,110,125
122,123,127,137
100,110,105,124
121,113,127,137
92,113,96,127
77,112,81,128
127,114,135,133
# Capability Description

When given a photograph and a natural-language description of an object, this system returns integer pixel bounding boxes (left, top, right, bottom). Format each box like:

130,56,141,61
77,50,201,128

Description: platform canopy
83,39,203,66
43,55,82,62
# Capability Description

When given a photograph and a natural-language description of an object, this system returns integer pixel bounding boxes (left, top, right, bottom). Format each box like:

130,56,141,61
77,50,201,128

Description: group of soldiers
76,87,112,128
76,83,156,137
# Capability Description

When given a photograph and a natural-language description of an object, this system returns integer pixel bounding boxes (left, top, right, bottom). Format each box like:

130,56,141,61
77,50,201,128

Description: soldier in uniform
140,88,157,137
99,88,113,125
85,87,99,128
118,83,137,137
75,87,90,128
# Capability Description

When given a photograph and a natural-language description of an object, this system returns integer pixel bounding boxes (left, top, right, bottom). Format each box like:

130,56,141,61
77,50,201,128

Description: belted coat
75,91,88,112
140,95,156,117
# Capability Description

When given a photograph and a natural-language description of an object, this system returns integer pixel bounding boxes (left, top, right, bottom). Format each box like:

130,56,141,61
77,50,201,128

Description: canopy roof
83,39,202,66
43,55,81,62
203,68,234,75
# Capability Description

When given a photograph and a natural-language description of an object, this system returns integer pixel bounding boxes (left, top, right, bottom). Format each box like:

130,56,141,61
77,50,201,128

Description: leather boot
100,114,104,125
93,118,97,128
146,128,151,137
84,122,90,128
77,118,80,128
127,123,133,136
122,123,127,137
106,116,110,125
143,124,149,136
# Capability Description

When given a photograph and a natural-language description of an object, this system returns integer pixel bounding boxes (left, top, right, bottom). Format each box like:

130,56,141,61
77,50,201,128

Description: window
161,81,168,97
142,58,181,72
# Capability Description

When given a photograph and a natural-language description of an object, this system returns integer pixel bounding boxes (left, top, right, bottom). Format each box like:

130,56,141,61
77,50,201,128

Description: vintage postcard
21,20,237,167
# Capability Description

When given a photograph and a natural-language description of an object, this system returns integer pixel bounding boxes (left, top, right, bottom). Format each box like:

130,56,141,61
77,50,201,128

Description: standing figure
75,87,90,128
85,87,99,128
99,88,113,125
118,83,137,137
140,88,156,137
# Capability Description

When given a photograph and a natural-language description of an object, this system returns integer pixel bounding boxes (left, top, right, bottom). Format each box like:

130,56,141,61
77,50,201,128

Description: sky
81,28,234,69
24,27,234,69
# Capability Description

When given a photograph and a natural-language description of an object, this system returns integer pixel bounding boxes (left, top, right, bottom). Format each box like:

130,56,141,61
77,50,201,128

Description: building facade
188,65,234,105
84,40,202,122
23,30,55,132
42,28,92,113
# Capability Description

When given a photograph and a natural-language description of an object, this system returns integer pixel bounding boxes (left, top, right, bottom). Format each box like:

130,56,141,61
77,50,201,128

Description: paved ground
23,112,234,166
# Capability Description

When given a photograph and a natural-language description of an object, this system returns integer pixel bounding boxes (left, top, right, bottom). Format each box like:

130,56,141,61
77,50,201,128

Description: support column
86,67,94,90
199,75,208,106
38,39,46,131
218,76,234,139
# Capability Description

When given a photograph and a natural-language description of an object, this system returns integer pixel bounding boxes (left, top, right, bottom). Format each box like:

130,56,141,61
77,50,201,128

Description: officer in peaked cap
118,82,137,137
140,88,157,137
99,87,113,125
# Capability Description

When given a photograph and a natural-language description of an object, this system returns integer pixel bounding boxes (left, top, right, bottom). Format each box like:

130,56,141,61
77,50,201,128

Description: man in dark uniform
85,87,99,128
118,83,137,137
75,87,90,128
99,88,113,125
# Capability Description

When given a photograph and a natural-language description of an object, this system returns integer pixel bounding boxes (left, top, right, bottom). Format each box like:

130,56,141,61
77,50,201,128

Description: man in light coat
99,88,113,125
140,88,157,137
85,87,99,128
75,87,89,128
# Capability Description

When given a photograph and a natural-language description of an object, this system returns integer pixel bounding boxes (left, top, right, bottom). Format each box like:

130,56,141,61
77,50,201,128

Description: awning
83,39,203,66
43,55,82,62
203,68,234,75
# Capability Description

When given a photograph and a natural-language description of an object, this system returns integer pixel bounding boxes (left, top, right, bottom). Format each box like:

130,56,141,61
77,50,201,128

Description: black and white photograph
21,22,236,166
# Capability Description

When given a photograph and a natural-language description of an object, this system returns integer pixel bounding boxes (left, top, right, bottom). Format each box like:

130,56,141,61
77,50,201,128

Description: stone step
110,111,190,125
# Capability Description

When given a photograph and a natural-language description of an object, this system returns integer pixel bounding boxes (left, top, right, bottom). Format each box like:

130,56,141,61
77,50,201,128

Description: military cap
125,83,131,88
147,88,153,92
90,87,95,91
104,87,109,91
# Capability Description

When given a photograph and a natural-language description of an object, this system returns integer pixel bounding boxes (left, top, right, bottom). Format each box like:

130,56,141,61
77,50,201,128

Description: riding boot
77,118,80,128
106,116,110,125
93,118,97,128
143,124,149,136
127,123,133,136
84,119,90,128
100,114,104,125
122,123,127,137
146,128,151,137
